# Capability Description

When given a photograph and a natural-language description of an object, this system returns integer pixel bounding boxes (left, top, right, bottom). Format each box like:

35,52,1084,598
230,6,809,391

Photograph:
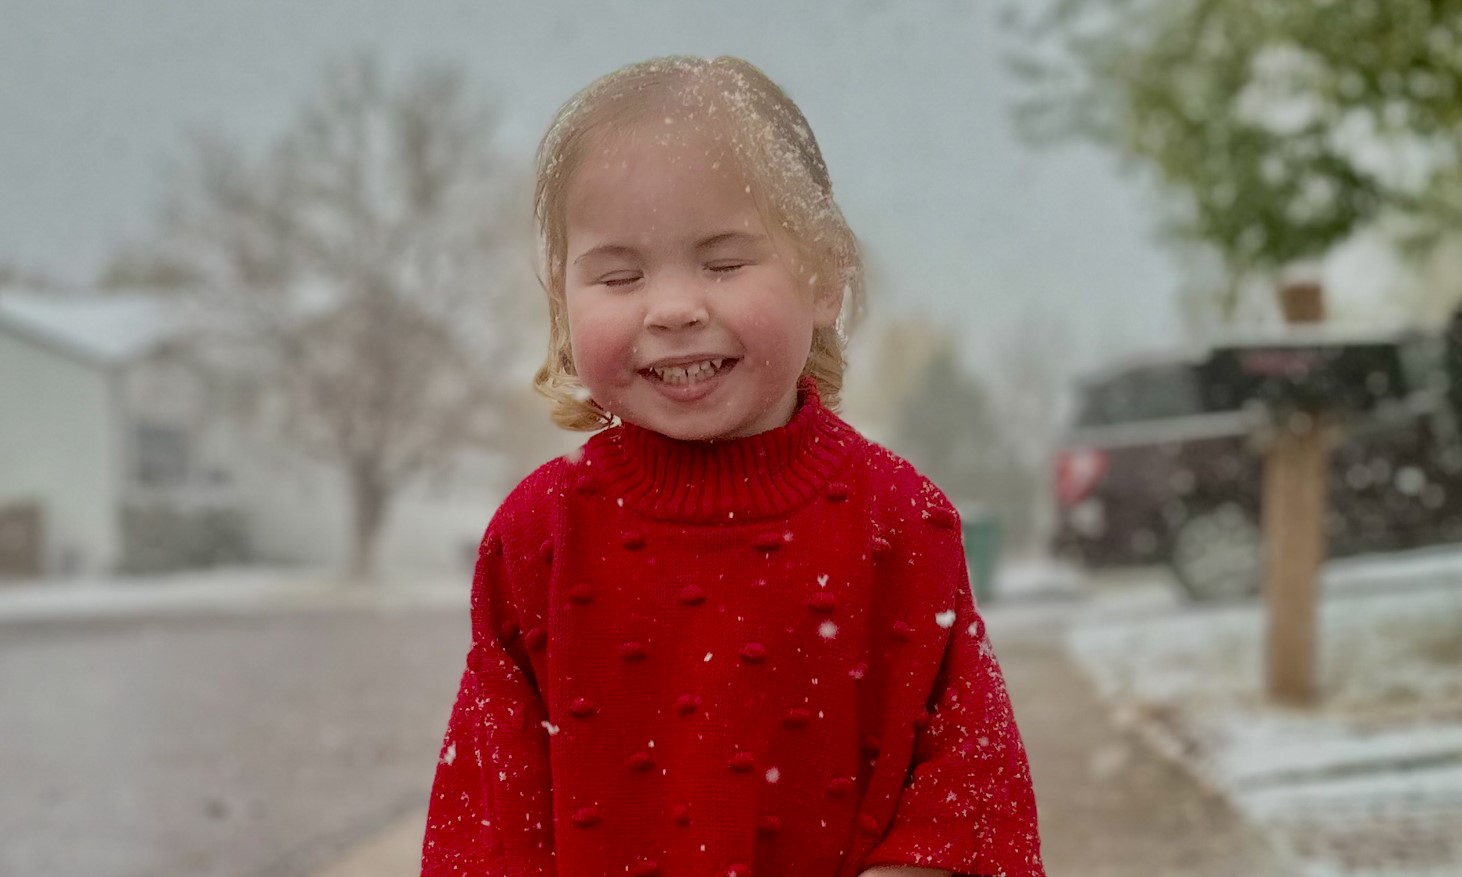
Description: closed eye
707,262,748,274
600,273,642,288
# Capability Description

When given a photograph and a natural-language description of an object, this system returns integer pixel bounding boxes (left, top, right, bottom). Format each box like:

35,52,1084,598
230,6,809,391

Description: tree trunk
348,463,388,583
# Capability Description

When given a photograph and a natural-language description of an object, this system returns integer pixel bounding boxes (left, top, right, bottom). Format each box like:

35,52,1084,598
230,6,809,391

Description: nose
643,278,709,331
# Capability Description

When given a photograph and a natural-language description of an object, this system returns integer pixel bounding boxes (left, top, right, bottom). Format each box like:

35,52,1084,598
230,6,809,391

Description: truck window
1074,363,1208,428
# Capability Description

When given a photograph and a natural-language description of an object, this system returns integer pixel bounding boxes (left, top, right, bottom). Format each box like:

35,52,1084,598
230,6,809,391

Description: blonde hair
532,55,865,431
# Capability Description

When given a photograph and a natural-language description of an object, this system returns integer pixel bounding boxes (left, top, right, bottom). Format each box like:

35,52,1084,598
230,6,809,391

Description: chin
629,409,747,442
655,420,733,442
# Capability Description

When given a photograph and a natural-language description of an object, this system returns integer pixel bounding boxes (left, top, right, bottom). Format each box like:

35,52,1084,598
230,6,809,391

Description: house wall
0,329,120,575
114,349,253,572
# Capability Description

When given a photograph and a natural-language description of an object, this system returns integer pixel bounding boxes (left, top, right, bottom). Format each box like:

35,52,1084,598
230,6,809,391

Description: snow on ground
0,565,469,624
992,557,1087,602
1068,547,1462,877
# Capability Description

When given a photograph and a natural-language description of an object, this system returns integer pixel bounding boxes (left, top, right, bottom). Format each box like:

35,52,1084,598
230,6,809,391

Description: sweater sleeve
862,508,1045,877
422,521,555,877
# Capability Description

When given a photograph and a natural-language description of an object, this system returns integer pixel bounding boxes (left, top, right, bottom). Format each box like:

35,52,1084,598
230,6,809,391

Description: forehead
564,122,763,234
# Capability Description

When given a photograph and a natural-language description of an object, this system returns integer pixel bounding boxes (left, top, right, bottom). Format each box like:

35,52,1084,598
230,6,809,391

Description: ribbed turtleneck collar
584,381,860,523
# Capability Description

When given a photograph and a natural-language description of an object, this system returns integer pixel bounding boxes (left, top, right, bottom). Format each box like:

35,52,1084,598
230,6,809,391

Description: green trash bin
956,502,1000,605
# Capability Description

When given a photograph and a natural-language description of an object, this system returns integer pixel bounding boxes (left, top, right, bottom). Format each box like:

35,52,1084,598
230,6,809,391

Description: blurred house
0,290,526,581
0,291,247,577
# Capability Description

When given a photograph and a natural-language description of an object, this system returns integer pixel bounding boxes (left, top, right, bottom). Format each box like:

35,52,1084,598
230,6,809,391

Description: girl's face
562,123,840,442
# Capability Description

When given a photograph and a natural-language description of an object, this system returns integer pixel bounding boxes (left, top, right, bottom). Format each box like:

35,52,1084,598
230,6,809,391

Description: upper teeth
652,359,724,384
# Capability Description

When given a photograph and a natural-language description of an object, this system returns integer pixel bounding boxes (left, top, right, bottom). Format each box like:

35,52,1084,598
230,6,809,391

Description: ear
812,275,844,329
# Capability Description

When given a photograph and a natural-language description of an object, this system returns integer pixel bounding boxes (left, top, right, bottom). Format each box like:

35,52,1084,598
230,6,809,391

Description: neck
582,381,861,522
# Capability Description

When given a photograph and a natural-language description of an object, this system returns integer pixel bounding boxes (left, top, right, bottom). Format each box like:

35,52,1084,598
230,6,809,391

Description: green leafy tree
1009,0,1462,318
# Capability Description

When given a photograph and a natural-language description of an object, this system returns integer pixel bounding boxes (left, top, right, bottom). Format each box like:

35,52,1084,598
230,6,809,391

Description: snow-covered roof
0,290,189,367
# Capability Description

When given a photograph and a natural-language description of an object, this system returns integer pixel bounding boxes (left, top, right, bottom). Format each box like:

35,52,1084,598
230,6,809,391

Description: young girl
423,56,1044,877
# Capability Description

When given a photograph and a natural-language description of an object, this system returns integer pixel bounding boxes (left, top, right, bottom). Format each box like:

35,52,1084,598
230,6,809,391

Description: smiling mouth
641,357,739,385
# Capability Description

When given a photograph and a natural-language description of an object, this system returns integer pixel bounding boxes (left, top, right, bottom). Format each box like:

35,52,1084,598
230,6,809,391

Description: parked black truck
1051,309,1462,600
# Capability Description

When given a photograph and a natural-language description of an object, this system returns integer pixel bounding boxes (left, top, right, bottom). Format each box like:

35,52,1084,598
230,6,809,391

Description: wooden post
1263,278,1330,705
1262,414,1329,705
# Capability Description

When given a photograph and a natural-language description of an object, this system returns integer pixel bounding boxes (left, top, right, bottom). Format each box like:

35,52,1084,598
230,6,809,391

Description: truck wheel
1168,504,1262,601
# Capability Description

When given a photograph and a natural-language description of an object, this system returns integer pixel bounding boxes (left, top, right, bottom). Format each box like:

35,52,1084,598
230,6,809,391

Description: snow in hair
531,55,865,431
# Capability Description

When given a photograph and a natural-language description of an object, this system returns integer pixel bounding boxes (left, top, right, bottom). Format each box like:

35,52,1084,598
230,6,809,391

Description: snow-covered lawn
992,557,1087,602
1069,546,1462,877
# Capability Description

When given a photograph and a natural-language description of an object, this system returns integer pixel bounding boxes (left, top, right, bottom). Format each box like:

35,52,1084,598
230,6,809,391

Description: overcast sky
1,0,1186,376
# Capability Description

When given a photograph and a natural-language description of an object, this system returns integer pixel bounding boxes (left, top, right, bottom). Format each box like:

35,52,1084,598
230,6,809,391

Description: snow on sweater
422,385,1045,877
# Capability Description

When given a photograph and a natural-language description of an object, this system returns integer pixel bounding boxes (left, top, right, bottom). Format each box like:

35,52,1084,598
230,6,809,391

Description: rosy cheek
568,317,628,391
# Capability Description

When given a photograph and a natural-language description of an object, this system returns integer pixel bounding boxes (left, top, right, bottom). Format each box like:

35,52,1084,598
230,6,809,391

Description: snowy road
0,604,469,877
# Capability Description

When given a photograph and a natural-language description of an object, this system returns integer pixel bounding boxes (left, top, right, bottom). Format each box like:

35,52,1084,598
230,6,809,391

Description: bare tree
143,54,528,579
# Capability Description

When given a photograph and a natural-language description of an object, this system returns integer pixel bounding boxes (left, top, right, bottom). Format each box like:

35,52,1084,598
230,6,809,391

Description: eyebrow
572,232,769,265
695,231,768,250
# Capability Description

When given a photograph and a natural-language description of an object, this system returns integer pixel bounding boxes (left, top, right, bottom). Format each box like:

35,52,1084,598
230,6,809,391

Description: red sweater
422,387,1044,877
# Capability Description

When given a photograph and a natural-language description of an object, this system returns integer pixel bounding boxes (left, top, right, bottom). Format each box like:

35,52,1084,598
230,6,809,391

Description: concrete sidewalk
308,612,1292,877
999,627,1291,877
310,812,425,877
